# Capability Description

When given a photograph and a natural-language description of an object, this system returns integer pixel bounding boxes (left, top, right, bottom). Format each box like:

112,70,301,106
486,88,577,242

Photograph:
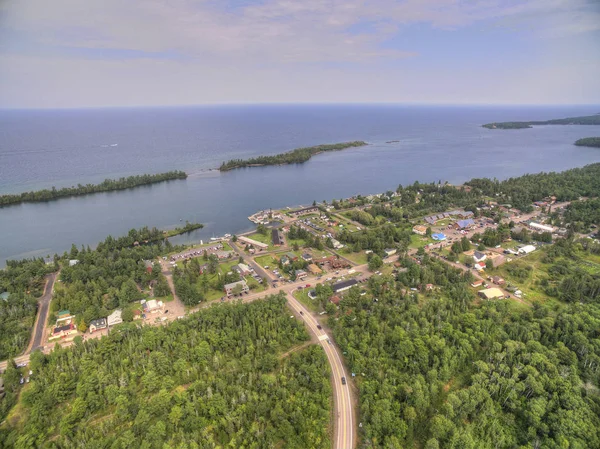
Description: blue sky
0,0,599,108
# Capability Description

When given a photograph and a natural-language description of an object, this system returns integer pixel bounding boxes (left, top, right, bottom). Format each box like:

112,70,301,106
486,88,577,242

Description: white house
519,245,536,255
473,251,487,263
107,310,123,326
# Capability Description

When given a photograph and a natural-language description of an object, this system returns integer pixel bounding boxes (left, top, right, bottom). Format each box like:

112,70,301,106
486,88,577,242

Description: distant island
219,141,368,171
482,114,600,129
575,137,600,148
0,171,187,207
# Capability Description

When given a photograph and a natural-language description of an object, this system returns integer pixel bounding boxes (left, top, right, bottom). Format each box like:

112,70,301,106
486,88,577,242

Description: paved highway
29,273,57,352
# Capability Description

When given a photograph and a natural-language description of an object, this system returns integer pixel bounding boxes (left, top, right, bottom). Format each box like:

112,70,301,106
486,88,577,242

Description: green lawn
340,249,368,265
409,234,432,249
246,232,274,250
286,238,308,249
255,254,279,268
293,289,323,313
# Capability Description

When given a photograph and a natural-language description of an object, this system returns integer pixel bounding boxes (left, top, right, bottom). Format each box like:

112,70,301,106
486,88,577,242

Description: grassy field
255,254,280,268
245,232,274,249
293,288,323,313
340,249,368,265
409,233,433,249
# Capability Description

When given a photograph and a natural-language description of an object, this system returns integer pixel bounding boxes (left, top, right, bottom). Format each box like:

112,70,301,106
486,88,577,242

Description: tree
232,235,238,242
426,227,432,237
122,308,134,322
257,223,267,235
368,255,383,271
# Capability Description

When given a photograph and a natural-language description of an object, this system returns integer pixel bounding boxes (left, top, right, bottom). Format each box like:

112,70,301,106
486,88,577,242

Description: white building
224,280,249,297
529,222,554,233
107,310,123,326
239,236,269,249
519,245,536,255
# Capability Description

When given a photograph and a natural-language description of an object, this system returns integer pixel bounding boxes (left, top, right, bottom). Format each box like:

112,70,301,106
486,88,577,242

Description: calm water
1,104,599,265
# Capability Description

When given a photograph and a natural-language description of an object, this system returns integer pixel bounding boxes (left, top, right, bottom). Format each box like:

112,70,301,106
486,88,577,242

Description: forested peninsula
0,171,187,207
219,141,368,171
482,113,600,129
575,137,600,148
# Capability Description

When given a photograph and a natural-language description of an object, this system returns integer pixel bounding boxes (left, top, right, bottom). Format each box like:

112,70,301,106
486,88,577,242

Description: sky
0,0,599,108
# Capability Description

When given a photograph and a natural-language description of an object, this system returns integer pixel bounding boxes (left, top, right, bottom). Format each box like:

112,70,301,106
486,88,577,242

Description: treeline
0,171,187,206
219,141,367,171
0,258,56,359
466,163,600,211
0,296,332,448
482,114,600,129
329,255,600,448
575,137,600,148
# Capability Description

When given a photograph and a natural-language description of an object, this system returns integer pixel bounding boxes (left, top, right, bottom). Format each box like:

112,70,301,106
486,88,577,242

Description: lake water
1,104,599,265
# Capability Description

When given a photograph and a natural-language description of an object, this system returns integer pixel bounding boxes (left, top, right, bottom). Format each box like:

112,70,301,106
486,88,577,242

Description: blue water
1,104,599,265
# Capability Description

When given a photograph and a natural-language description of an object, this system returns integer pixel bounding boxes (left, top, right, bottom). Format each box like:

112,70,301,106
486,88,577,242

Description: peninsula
0,171,187,207
482,113,600,129
574,137,600,148
219,141,368,171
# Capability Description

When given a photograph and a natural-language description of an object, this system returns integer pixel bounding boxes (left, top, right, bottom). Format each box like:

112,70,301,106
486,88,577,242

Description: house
332,279,358,294
133,309,143,320
289,206,320,217
143,260,154,273
239,236,269,250
454,219,475,230
301,253,313,262
424,284,434,291
280,256,290,266
329,295,342,305
286,252,299,262
143,299,163,314
69,259,79,267
478,288,505,300
492,276,505,285
519,245,536,255
432,233,447,241
107,310,123,326
224,280,249,297
233,263,252,276
330,238,344,250
473,251,487,263
471,279,484,288
412,225,427,235
295,270,307,280
272,229,284,246
308,290,317,300
474,262,486,271
308,263,322,275
384,248,397,257
215,250,234,259
50,323,77,340
89,318,107,333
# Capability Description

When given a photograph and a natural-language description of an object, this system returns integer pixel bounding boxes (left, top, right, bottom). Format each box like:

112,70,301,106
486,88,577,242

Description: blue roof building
432,233,447,241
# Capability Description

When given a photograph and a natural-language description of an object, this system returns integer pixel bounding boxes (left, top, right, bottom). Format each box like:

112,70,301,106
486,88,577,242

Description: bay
1,104,599,265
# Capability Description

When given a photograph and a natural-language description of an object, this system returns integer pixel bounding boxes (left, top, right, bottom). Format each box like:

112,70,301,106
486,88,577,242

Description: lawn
255,254,279,268
293,288,323,313
245,232,274,250
340,249,368,265
494,251,549,303
409,234,432,249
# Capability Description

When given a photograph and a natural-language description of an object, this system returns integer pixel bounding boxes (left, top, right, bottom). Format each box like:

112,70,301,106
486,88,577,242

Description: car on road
299,311,303,315
317,324,322,330
327,338,331,344
341,376,346,385
164,310,169,314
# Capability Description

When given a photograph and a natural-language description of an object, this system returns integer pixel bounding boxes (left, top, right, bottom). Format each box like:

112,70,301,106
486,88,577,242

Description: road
285,291,354,449
28,272,57,352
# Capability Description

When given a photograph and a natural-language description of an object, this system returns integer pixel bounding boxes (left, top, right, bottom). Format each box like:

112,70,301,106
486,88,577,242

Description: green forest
482,114,600,129
0,171,187,207
575,137,600,148
329,240,600,448
219,141,367,171
0,296,332,449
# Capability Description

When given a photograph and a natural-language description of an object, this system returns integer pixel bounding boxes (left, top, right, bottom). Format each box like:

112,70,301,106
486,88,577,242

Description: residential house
330,238,344,250
308,290,317,300
143,299,163,314
286,252,299,262
454,219,475,230
89,318,107,333
144,260,154,273
519,245,536,255
329,295,342,305
384,248,397,257
50,323,77,340
301,253,313,262
413,225,428,235
471,279,484,288
492,276,505,285
473,251,487,263
280,256,290,266
295,270,307,280
233,263,252,276
474,262,486,271
69,259,79,267
224,280,249,297
107,310,123,326
308,263,323,275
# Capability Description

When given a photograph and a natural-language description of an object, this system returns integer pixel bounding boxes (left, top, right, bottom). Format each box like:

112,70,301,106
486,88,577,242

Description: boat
224,233,231,238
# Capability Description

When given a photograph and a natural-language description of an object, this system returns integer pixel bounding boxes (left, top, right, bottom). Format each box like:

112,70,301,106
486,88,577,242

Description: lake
1,104,599,265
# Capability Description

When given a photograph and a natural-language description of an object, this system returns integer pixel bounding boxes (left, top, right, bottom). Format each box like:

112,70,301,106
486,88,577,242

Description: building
215,250,233,259
280,256,290,266
308,290,317,299
143,299,163,314
295,270,307,280
107,310,123,326
302,253,313,262
471,279,484,288
0,292,9,302
473,251,487,263
144,260,154,273
286,252,299,262
50,323,77,340
289,206,320,217
308,263,322,275
332,279,358,294
412,225,428,235
272,229,284,246
454,219,475,230
478,288,505,300
330,238,344,249
89,318,107,333
492,276,505,285
519,245,536,255
474,262,486,271
233,263,252,276
384,248,397,257
529,222,554,233
69,259,79,267
329,295,342,305
239,236,269,250
432,233,447,241
224,280,249,297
